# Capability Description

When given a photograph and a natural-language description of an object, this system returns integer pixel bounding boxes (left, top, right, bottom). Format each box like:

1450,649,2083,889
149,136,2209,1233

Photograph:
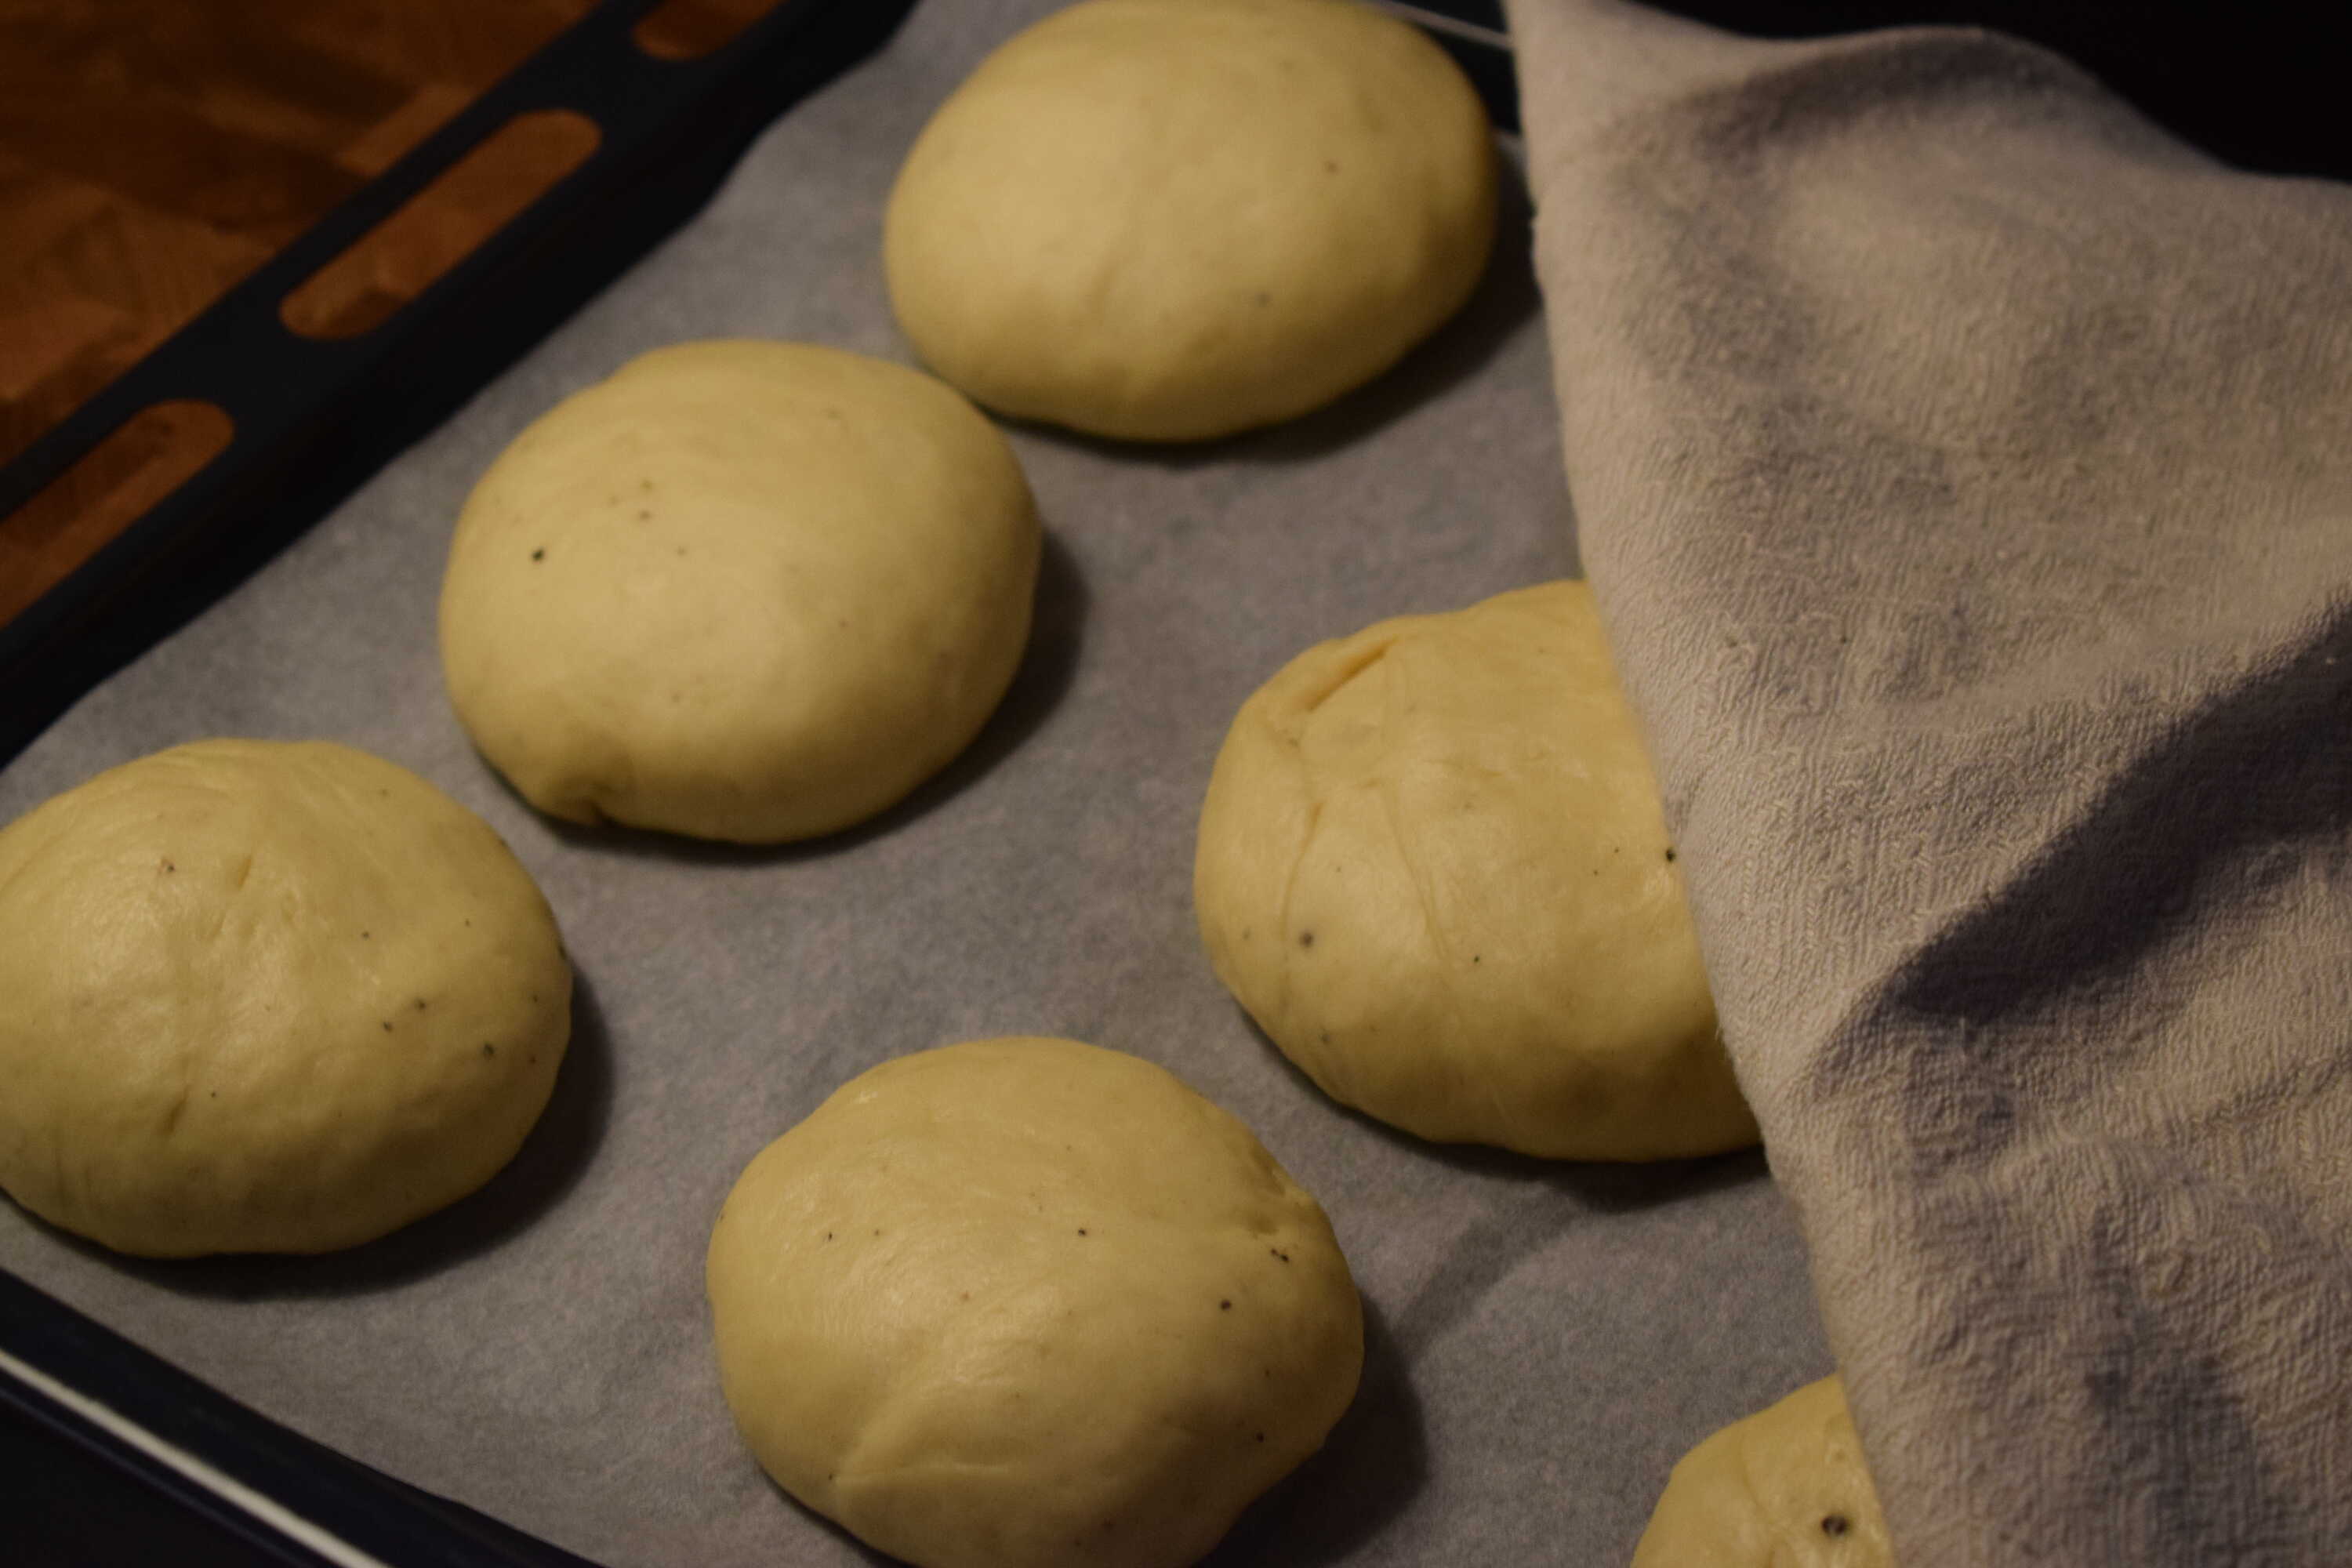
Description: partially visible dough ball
884,0,1497,441
1633,1376,1893,1567
1194,581,1755,1160
439,340,1040,843
0,741,570,1258
706,1036,1363,1568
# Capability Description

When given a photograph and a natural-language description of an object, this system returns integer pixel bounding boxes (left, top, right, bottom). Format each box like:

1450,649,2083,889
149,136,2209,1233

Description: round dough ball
884,0,1497,442
706,1036,1363,1568
1633,1376,1893,1567
1193,581,1755,1160
439,339,1040,843
0,740,570,1258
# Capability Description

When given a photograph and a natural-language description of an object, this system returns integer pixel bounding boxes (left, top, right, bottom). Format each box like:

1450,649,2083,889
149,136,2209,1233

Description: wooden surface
0,0,778,628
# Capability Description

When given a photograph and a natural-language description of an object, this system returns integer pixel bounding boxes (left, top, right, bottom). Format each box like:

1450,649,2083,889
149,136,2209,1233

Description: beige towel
1508,2,2352,1561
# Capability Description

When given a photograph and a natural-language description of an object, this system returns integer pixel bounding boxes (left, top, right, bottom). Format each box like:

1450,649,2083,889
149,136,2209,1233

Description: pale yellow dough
0,741,570,1258
1193,581,1756,1160
439,339,1040,842
884,0,1497,441
706,1036,1363,1568
1633,1376,1894,1567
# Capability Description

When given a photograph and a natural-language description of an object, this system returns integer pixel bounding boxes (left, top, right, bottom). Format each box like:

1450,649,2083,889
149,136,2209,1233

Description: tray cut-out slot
633,0,795,61
278,109,602,341
0,400,234,625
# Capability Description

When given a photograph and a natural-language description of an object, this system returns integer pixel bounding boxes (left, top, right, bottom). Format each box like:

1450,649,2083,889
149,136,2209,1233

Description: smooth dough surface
706,1036,1363,1568
0,740,570,1258
1193,581,1756,1160
1633,1376,1894,1567
440,339,1040,842
884,0,1497,441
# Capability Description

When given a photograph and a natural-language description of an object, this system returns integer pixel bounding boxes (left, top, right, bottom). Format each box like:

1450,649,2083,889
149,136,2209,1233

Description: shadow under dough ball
706,1036,1363,1568
0,740,571,1258
1194,580,1759,1160
884,0,1498,442
438,340,1041,844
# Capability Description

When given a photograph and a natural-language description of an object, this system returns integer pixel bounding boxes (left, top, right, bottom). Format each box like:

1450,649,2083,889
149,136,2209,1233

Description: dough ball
884,0,1497,442
0,740,570,1258
706,1036,1363,1568
1193,581,1755,1160
1633,1376,1893,1567
439,340,1040,843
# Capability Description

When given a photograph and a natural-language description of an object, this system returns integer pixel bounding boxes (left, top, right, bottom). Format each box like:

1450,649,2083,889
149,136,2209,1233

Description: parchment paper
0,2,1828,1564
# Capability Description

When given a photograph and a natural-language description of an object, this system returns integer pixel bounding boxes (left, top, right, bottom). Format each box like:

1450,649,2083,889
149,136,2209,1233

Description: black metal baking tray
5,0,2337,1562
0,1268,604,1568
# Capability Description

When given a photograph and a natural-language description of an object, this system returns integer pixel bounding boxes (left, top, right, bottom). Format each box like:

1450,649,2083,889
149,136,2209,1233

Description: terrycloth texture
1508,2,2352,1563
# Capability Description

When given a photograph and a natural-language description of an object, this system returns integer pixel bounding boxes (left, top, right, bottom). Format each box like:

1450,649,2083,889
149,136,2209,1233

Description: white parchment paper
0,3,1828,1563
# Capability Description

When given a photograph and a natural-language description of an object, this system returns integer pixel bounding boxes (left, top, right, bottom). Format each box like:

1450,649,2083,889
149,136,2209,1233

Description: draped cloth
1505,3,2352,1560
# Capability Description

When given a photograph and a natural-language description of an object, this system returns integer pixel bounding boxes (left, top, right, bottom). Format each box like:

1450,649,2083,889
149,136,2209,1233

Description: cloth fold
1507,2,2352,1561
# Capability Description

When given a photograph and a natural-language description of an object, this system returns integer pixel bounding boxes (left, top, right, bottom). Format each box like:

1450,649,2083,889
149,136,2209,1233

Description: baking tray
0,1264,601,1567
3,2,2336,1564
0,5,1524,1564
